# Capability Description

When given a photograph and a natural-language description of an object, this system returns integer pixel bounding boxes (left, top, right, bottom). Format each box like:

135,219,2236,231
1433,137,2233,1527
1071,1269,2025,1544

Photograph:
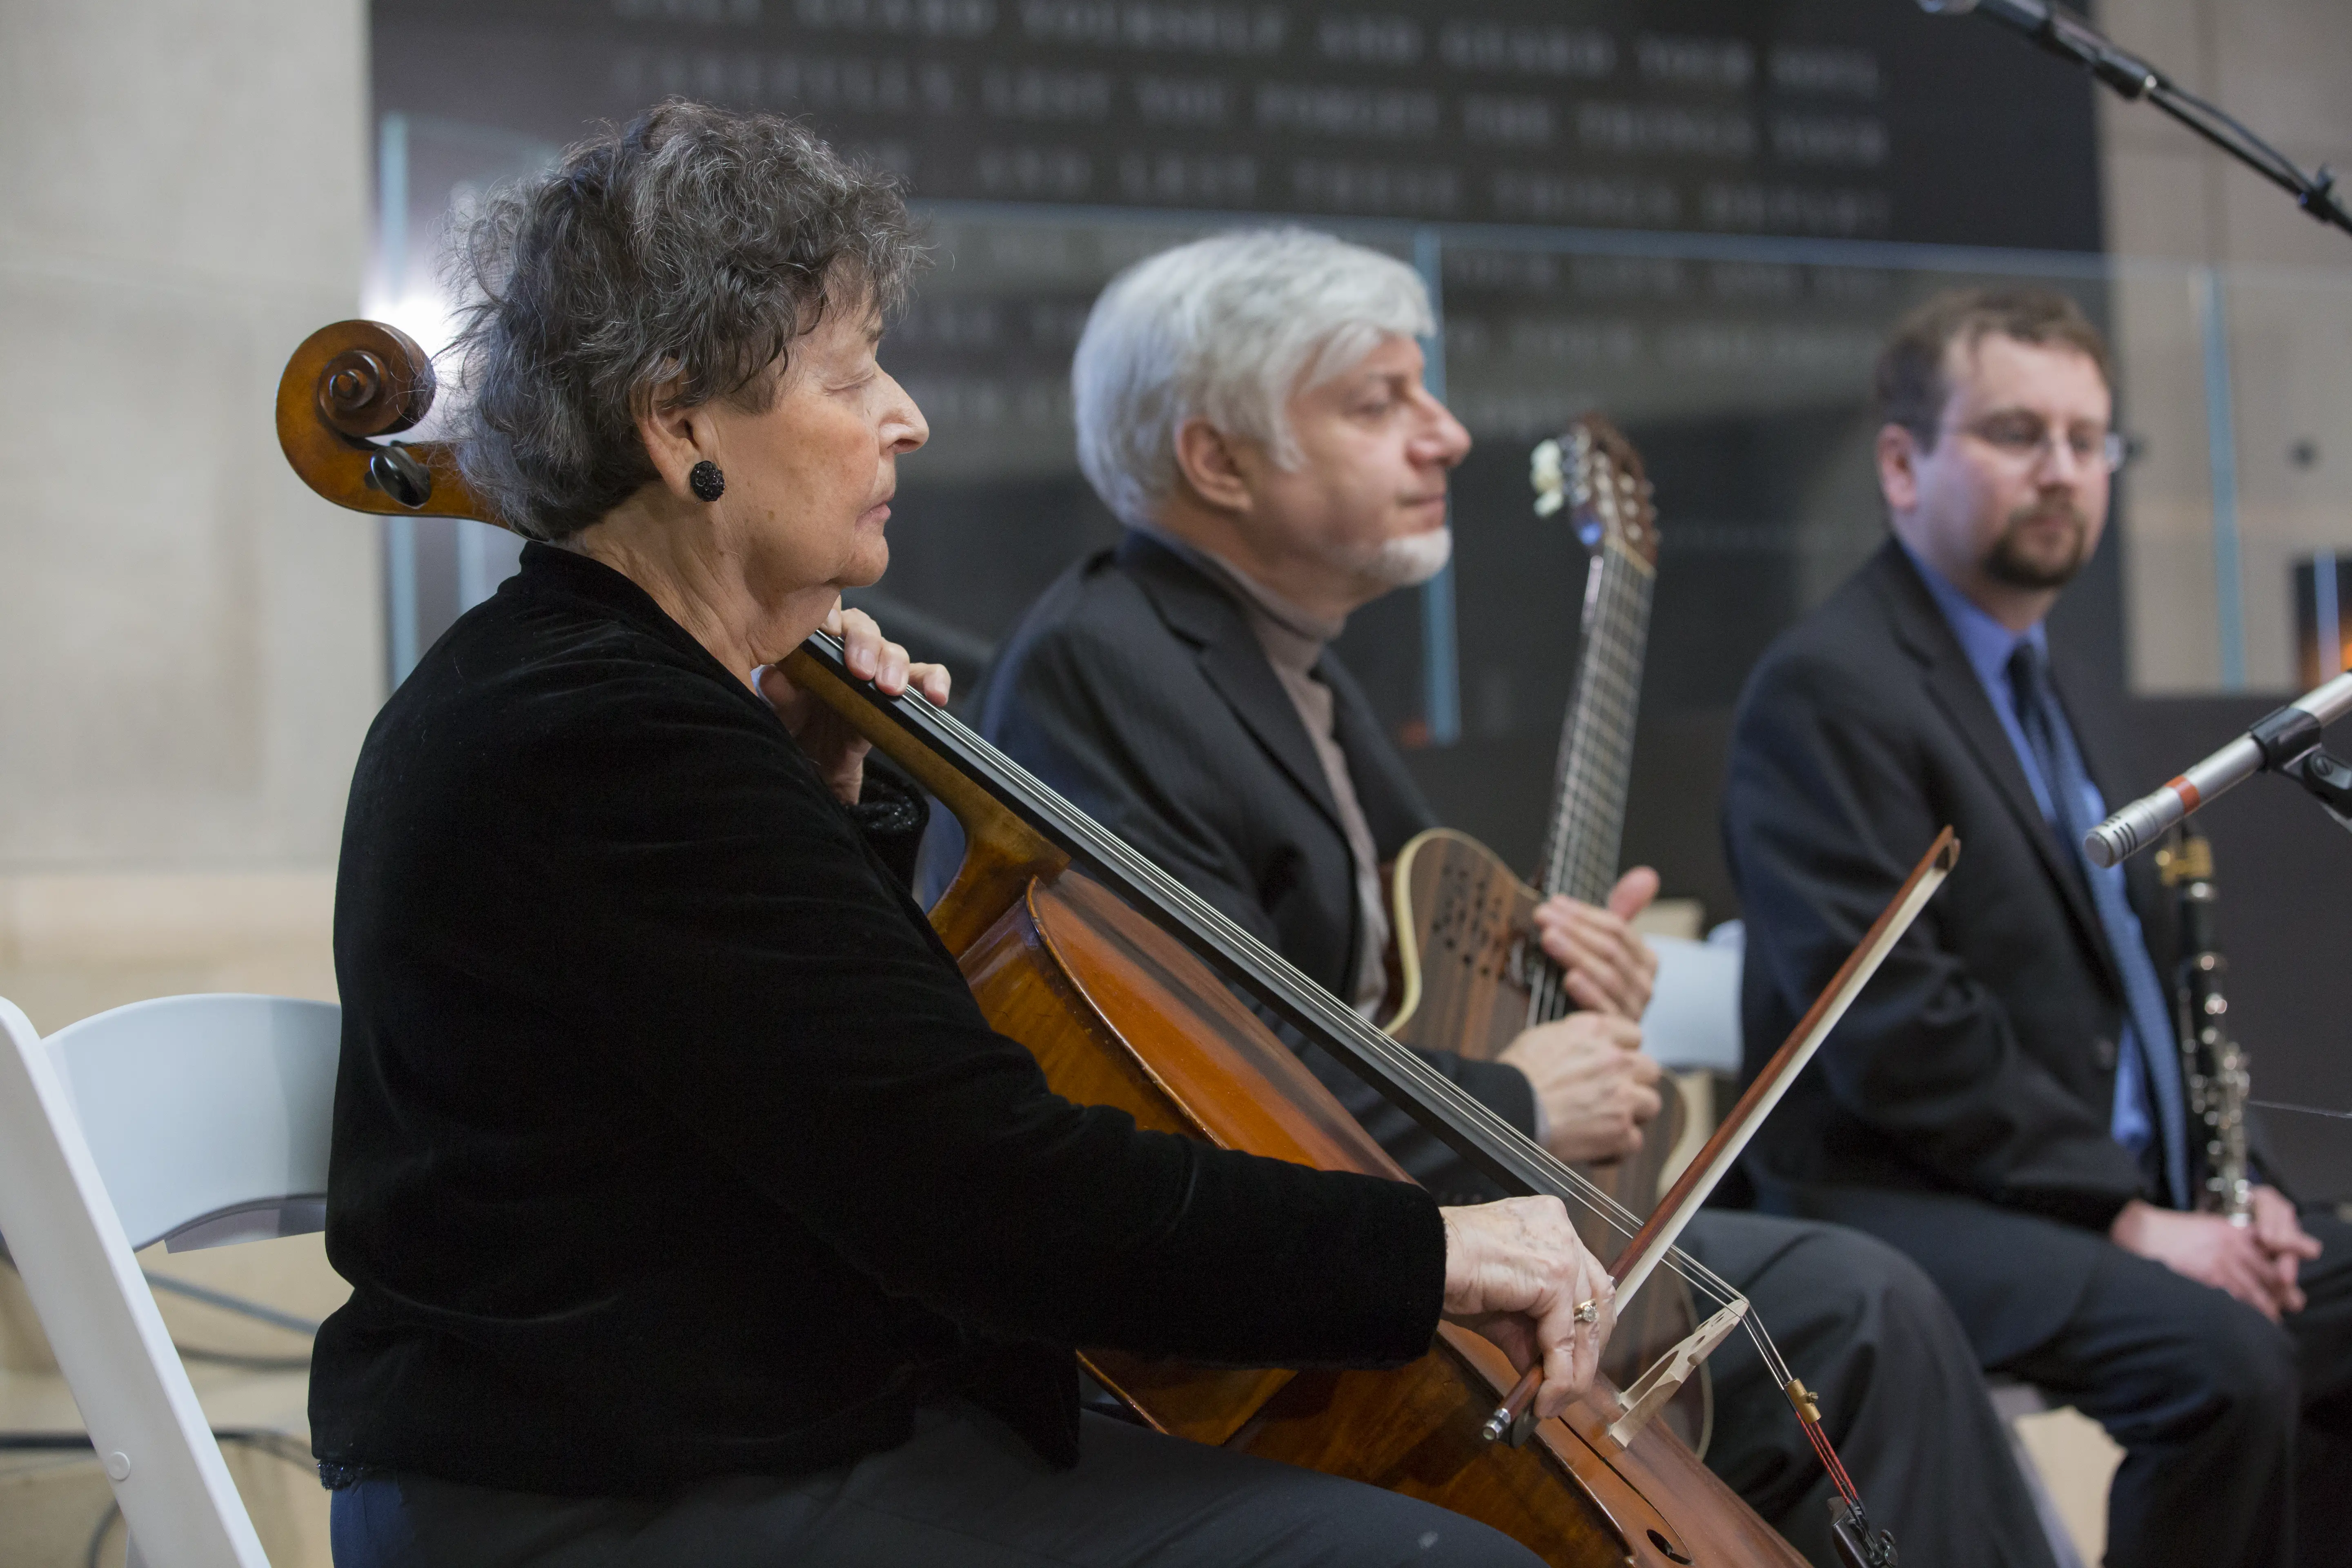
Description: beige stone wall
0,6,367,1562
0,873,339,1037
2098,0,2352,694
0,0,370,1023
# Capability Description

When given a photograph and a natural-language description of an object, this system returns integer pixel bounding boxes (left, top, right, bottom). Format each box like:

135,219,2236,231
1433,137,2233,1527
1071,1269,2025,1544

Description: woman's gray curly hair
450,101,923,541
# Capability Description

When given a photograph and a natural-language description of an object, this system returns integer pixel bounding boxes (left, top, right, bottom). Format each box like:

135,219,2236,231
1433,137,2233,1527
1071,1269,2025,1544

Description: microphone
1915,0,2168,98
2085,671,2352,867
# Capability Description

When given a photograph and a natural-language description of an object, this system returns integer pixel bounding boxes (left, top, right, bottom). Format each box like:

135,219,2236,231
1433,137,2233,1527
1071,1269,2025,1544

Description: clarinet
2157,825,2253,1224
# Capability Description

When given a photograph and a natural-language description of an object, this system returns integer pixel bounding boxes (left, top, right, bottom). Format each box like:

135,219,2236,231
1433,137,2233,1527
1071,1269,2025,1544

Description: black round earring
688,460,726,502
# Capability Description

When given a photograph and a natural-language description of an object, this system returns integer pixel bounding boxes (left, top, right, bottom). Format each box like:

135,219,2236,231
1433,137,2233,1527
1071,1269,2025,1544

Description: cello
278,319,1935,1568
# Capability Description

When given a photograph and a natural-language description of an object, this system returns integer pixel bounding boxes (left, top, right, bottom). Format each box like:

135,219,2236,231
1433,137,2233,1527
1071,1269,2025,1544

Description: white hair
1071,228,1434,530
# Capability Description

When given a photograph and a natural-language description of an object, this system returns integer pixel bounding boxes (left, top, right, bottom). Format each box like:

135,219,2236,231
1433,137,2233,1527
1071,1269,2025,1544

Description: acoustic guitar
1383,415,1707,1446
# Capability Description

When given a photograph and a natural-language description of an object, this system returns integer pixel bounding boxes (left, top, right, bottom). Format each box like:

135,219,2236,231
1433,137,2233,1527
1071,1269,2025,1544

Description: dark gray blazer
958,532,1537,1198
1723,539,2185,1237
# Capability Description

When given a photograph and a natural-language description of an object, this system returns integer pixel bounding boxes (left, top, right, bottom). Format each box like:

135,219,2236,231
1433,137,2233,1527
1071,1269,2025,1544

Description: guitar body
1388,827,1561,1060
1387,827,1708,1453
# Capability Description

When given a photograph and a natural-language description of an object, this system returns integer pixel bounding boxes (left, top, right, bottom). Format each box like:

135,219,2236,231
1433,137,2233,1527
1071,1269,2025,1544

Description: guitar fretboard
1527,535,1657,1025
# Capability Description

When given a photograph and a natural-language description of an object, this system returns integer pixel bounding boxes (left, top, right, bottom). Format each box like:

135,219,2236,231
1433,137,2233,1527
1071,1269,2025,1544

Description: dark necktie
2006,642,2192,1209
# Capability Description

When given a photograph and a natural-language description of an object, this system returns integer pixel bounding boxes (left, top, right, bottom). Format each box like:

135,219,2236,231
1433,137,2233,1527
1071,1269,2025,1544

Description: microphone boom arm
1919,0,2352,240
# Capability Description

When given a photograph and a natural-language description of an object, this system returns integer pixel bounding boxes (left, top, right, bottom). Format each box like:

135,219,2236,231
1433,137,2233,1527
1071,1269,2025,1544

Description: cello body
274,319,1809,1568
950,867,1796,1568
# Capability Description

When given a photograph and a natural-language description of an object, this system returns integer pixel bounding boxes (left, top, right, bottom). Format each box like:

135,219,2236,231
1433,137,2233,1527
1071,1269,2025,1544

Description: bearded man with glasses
1725,285,2352,1568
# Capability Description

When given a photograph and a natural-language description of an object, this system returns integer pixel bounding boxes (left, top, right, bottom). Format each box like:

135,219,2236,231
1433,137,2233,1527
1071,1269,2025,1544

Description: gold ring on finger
1573,1297,1599,1325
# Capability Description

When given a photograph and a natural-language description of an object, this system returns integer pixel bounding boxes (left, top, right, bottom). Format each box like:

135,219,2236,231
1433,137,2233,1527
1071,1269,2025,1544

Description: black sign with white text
373,0,2099,252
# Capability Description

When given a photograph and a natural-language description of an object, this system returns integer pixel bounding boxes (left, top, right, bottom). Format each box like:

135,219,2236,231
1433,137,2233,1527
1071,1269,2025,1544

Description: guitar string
1549,546,1648,904
1536,549,1625,994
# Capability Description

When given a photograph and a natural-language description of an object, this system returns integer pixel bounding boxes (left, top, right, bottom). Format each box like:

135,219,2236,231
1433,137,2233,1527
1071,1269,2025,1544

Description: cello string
1802,1421,1864,1511
835,630,1731,1287
812,635,1889,1480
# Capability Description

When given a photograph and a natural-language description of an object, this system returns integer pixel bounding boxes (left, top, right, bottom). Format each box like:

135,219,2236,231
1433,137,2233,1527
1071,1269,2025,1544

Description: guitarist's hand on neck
1531,867,1661,1021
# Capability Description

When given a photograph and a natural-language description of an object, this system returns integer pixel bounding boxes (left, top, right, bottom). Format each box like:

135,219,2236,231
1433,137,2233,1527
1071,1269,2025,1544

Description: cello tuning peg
367,443,434,508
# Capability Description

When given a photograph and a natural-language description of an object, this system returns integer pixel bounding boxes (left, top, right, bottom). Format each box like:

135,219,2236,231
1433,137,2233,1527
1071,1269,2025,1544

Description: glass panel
2216,267,2352,693
2108,262,2224,696
1428,238,2116,898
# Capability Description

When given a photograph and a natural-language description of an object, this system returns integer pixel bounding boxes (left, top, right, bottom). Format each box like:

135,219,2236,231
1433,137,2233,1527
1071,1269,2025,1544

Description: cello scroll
275,319,481,521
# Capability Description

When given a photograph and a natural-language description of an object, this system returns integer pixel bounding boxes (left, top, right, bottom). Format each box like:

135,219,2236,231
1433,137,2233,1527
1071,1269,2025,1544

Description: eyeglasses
1949,412,2128,474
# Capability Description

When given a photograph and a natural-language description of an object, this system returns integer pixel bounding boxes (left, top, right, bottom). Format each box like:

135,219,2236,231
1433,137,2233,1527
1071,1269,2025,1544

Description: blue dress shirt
1898,541,2162,1163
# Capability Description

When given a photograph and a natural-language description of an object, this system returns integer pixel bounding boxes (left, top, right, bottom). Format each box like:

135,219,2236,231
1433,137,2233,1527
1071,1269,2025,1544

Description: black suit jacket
313,543,1444,1497
1724,539,2184,1241
964,532,1537,1197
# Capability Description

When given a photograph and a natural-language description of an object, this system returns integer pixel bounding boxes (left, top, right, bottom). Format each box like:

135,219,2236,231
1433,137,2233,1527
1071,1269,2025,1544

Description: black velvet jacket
310,543,1444,1497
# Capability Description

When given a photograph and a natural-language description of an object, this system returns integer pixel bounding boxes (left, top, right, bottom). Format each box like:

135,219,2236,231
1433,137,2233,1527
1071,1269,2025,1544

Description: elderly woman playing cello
312,103,1612,1567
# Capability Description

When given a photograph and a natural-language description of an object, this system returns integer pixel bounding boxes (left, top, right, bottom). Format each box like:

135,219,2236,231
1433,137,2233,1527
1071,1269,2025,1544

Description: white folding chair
0,992,340,1568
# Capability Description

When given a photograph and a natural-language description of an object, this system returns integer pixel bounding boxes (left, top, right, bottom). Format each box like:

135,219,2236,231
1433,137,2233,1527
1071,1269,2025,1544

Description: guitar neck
1536,537,1656,910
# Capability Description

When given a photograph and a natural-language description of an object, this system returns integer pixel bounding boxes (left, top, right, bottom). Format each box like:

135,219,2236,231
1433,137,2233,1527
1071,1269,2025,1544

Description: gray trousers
1769,1185,2352,1568
328,1400,1542,1568
1682,1208,2060,1568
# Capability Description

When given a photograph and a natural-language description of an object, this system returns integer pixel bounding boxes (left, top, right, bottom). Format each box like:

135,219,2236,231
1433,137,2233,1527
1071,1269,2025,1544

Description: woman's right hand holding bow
1440,1196,1616,1419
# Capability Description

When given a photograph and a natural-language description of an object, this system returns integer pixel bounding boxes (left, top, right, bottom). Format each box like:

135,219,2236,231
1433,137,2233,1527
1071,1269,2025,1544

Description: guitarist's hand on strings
1530,866,1662,1020
757,601,952,806
1440,1197,1616,1419
1499,1015,1663,1164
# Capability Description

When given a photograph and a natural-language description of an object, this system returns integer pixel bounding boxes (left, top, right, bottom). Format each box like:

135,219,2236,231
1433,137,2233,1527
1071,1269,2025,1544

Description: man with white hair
962,229,2058,1568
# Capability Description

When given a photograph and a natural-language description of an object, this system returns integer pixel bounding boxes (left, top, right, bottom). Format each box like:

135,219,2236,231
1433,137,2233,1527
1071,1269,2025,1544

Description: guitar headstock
1529,413,1659,569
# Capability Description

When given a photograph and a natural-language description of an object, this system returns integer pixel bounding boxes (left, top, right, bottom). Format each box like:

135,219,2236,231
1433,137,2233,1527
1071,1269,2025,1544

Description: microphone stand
1920,0,2352,240
2271,742,2352,839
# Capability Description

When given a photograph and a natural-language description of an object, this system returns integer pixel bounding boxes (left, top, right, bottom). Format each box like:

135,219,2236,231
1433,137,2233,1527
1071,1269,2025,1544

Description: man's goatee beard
1983,506,2089,590
1338,527,1453,591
